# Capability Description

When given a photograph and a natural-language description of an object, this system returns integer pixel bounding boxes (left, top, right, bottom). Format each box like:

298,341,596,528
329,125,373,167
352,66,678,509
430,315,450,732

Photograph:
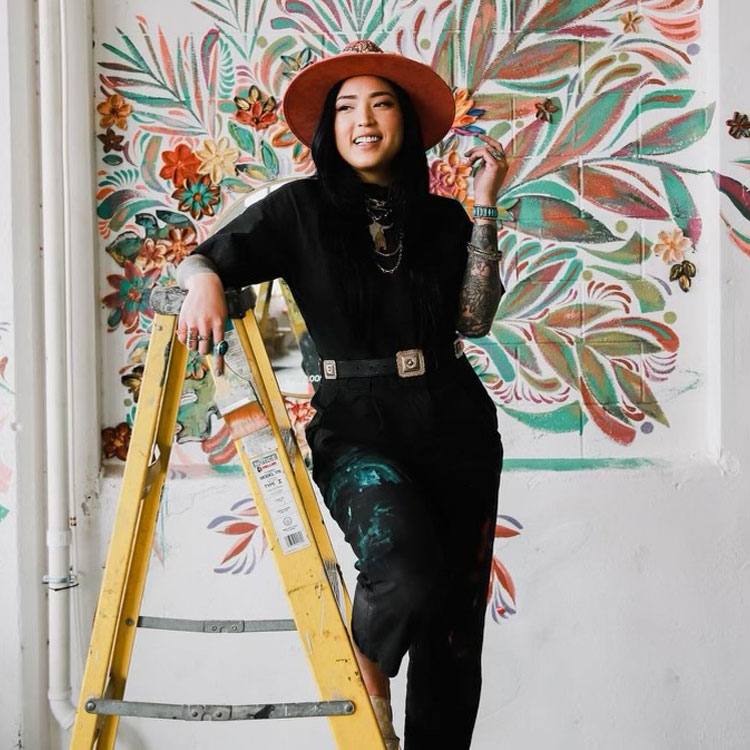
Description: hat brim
282,52,455,150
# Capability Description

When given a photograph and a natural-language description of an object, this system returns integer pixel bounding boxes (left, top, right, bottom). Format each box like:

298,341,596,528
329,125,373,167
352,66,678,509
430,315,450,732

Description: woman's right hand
176,272,228,375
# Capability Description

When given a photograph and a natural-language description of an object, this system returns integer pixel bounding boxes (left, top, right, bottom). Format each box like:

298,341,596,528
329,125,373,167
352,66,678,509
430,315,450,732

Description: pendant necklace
364,194,403,274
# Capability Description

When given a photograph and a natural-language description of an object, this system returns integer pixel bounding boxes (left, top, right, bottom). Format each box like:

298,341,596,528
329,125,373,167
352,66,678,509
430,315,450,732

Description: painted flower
195,137,240,184
285,397,315,427
159,226,198,264
726,111,750,139
452,89,485,136
102,261,160,333
535,98,559,123
97,128,124,152
270,122,313,169
653,228,692,264
429,150,472,202
135,237,165,272
234,86,278,130
160,144,202,188
102,422,131,461
172,176,221,221
96,93,132,130
669,259,697,292
619,11,644,33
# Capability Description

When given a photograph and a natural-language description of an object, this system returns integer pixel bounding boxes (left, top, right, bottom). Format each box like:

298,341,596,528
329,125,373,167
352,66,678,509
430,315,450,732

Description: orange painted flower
429,150,472,202
159,226,197,264
653,228,691,264
160,144,201,188
235,86,278,131
135,237,165,272
619,11,644,33
453,89,478,130
102,422,131,461
96,93,132,130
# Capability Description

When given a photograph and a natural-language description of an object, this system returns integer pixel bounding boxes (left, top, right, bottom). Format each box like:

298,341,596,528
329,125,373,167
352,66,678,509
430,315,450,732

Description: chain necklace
364,194,403,274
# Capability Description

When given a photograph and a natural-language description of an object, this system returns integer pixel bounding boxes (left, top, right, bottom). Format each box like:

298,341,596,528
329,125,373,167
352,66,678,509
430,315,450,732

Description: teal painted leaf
502,178,577,203
500,401,587,433
141,135,163,192
527,0,613,31
105,231,142,265
103,154,123,165
228,121,256,155
496,259,569,317
605,88,695,150
660,166,702,244
614,103,715,157
475,337,516,381
155,210,191,227
499,75,570,93
491,322,543,375
261,141,279,177
221,177,255,193
529,323,579,387
589,265,665,313
579,343,628,423
507,196,620,243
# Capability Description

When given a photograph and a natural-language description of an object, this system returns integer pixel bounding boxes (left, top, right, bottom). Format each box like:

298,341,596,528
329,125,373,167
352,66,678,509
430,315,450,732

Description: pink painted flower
653,228,692,264
429,150,472,202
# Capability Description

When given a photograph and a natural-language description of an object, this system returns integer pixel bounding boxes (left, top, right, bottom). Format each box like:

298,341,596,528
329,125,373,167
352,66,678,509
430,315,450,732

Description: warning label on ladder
251,450,311,555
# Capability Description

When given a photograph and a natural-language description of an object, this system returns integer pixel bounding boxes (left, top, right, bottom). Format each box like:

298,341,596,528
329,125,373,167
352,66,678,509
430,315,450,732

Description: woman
175,40,508,750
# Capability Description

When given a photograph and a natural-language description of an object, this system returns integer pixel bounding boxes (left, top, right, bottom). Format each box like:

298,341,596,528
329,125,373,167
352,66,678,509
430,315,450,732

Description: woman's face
333,75,404,185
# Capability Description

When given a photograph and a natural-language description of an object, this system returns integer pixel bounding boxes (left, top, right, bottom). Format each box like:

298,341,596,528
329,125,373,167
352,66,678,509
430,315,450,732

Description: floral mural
95,0,749,609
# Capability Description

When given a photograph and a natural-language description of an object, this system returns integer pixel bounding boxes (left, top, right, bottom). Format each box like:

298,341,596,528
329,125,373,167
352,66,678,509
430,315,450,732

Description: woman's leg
403,446,503,750
319,445,445,681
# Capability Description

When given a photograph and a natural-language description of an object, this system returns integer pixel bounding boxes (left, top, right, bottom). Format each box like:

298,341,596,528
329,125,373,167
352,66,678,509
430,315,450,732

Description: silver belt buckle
322,359,337,379
396,348,425,378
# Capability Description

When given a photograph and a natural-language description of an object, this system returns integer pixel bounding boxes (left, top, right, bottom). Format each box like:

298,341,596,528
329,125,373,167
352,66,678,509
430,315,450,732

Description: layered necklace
364,191,403,274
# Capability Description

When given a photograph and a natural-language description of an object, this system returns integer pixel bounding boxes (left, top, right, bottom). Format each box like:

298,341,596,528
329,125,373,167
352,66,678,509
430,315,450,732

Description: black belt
318,338,465,380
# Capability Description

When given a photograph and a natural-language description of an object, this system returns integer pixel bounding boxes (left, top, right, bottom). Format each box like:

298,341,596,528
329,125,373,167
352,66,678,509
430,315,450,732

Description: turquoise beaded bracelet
472,204,499,220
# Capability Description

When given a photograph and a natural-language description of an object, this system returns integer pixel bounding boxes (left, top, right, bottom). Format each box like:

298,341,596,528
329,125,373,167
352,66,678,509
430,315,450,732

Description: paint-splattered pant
305,356,503,750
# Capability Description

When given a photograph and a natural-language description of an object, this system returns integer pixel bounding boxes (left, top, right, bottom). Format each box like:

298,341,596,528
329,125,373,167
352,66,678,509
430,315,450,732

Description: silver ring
490,149,504,160
214,340,228,356
197,334,212,341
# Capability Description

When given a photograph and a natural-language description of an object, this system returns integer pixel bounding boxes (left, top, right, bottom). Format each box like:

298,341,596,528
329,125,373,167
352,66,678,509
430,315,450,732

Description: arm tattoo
456,221,504,337
174,254,220,289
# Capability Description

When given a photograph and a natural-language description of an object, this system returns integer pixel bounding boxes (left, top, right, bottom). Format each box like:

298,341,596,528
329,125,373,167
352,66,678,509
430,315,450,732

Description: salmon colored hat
282,39,455,150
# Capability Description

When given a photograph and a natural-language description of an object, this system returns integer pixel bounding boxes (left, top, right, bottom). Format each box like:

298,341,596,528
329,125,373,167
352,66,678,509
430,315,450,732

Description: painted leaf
507,196,620,243
713,172,750,222
501,75,570,93
475,338,516,381
141,134,163,192
261,141,280,177
544,303,614,328
228,121,256,155
558,165,669,219
519,368,563,392
526,73,650,180
614,104,715,157
503,178,576,204
605,88,695,150
466,0,496,90
579,375,636,445
496,260,568,317
612,363,670,427
660,166,702,244
527,0,618,31
586,317,679,353
488,39,593,80
529,323,579,387
579,344,628,423
431,6,456,88
584,231,651,265
584,331,662,356
500,401,587,433
491,323,543,375
589,265,665,313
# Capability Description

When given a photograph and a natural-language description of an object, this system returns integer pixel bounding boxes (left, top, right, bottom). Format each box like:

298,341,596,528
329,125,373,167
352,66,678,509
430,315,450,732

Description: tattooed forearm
456,221,504,337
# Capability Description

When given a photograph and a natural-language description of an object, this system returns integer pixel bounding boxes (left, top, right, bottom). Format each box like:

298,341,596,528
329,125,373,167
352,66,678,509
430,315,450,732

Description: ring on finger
197,334,212,342
490,149,505,160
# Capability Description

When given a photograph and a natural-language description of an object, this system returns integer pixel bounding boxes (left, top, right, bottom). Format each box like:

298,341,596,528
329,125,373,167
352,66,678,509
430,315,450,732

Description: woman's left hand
464,133,509,206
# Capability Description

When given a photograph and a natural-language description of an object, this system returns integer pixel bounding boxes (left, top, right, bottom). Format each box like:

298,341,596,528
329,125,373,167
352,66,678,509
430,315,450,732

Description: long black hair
310,77,443,347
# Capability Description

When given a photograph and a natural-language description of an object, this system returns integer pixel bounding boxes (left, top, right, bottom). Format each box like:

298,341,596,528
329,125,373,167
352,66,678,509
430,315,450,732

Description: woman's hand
464,133,509,207
176,272,228,375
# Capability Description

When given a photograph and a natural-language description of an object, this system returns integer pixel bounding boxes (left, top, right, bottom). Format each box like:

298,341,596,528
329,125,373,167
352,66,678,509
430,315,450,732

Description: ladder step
137,616,296,633
85,698,355,721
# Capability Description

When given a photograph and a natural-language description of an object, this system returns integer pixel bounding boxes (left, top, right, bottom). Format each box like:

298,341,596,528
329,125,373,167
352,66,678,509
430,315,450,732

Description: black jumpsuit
189,176,504,749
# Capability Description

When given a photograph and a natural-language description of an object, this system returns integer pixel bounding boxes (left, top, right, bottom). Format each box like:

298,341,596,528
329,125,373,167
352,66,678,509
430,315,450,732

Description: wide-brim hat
282,39,455,151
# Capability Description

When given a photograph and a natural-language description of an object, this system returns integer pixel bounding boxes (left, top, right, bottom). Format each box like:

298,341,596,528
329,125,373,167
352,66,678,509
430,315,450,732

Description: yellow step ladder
70,284,386,750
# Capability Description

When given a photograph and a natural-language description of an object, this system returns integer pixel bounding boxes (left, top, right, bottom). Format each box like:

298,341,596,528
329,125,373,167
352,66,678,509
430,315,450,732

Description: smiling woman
174,38,508,750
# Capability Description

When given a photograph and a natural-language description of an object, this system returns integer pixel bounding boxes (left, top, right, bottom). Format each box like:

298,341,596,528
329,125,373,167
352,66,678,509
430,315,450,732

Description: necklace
364,194,403,274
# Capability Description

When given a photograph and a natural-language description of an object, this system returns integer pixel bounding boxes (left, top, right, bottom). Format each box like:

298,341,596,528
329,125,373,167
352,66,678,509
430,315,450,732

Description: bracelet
472,204,499,220
467,242,503,262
